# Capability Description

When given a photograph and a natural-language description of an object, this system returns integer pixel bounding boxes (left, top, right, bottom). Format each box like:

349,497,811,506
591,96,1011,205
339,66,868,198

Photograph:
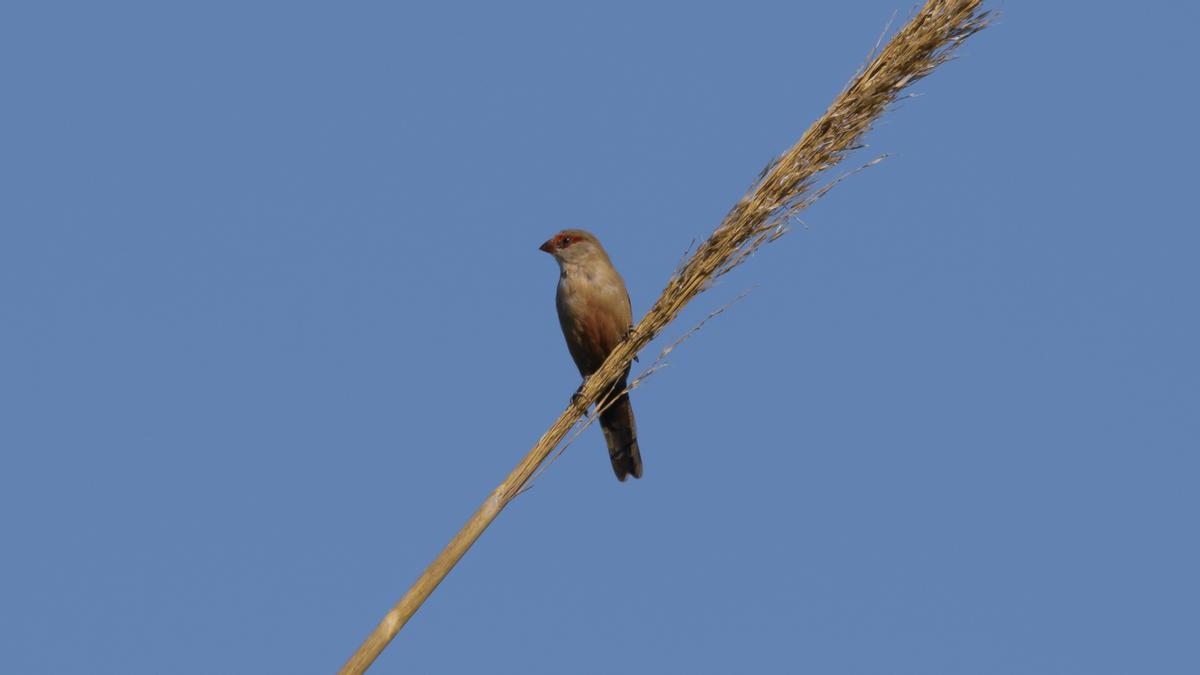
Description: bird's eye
561,236,572,247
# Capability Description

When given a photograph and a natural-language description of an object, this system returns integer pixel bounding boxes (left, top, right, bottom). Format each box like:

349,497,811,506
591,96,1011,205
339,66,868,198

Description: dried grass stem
340,2,989,672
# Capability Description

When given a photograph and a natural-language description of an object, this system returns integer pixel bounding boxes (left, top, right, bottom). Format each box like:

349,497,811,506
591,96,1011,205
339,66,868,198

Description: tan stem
339,1,989,671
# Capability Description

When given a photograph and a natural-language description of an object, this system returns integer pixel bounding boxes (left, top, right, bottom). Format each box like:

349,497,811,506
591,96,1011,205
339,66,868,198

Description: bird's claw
571,385,589,413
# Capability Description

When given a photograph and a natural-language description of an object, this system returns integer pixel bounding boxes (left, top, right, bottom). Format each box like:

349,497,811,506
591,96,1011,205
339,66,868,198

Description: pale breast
555,267,632,376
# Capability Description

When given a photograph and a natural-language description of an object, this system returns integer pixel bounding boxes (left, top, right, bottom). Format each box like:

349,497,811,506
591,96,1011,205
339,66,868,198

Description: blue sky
2,2,1197,673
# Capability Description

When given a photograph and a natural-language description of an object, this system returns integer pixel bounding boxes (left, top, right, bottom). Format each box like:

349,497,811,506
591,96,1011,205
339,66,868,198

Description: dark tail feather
599,393,643,481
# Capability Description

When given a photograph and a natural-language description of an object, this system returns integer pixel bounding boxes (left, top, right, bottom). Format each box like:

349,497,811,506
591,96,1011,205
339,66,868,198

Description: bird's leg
571,382,590,414
623,326,640,362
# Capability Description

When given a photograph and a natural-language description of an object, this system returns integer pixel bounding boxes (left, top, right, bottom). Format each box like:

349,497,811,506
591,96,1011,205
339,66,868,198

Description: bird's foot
571,384,590,414
623,326,640,362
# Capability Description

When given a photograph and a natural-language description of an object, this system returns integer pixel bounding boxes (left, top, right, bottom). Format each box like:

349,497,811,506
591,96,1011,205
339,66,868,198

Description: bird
540,229,643,481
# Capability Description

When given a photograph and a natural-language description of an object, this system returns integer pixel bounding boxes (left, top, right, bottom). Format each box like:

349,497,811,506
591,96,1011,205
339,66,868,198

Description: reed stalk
340,2,989,671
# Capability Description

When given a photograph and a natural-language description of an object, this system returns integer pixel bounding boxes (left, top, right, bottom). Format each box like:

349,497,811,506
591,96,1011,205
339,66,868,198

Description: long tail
599,392,643,481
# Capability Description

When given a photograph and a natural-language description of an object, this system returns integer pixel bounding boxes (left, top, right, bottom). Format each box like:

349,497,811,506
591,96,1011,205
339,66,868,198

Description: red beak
538,239,554,253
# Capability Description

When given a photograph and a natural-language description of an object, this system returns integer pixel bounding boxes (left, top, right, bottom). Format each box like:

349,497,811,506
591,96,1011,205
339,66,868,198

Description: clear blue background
3,2,1196,673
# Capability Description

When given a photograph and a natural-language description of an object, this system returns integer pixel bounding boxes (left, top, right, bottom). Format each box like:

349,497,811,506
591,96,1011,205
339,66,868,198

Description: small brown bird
540,229,643,481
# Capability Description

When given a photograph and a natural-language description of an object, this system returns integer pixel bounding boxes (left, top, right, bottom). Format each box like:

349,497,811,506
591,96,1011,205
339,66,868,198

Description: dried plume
341,2,990,672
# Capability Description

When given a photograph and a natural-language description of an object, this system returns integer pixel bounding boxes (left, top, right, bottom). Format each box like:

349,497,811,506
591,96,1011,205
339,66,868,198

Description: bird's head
539,229,603,267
